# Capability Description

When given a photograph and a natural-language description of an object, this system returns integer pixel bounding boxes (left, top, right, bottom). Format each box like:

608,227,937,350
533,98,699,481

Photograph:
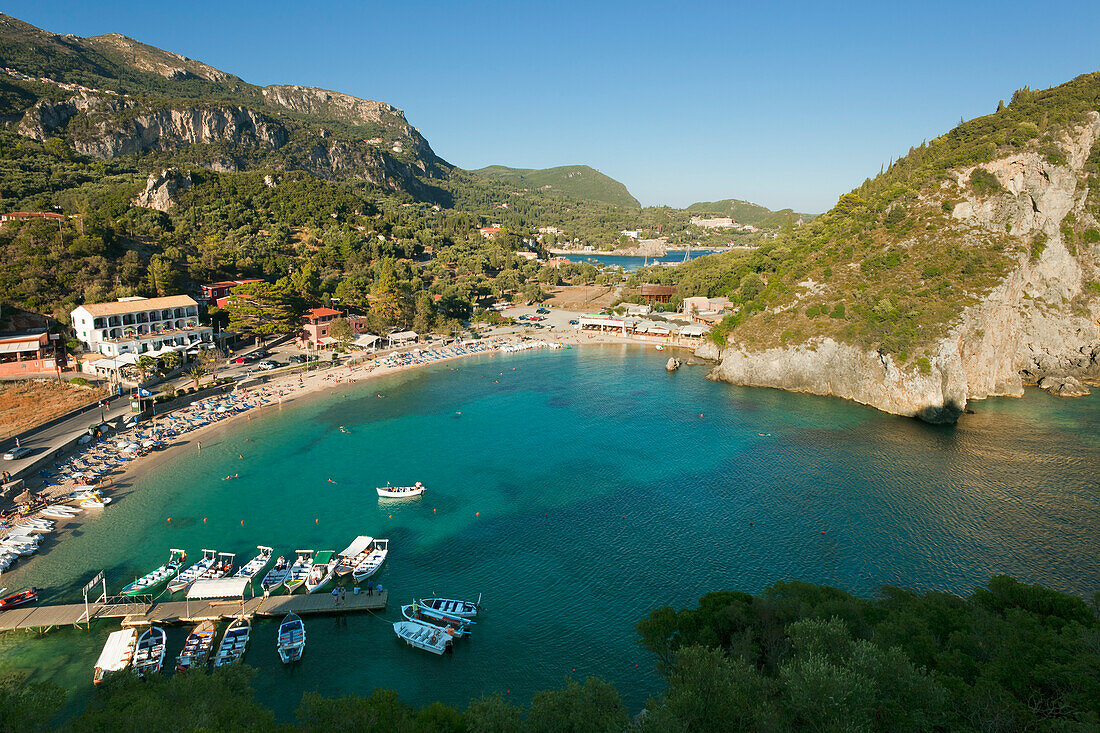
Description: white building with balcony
70,295,213,357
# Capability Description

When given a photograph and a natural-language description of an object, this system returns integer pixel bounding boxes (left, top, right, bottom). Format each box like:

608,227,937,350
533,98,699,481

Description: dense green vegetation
4,576,1096,731
685,197,813,229
473,165,641,208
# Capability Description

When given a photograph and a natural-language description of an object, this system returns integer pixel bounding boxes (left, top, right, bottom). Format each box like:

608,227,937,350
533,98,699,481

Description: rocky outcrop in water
703,113,1100,422
666,357,681,372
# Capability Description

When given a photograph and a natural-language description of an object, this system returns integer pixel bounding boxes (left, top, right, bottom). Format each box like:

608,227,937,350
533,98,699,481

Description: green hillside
686,197,815,228
473,164,641,208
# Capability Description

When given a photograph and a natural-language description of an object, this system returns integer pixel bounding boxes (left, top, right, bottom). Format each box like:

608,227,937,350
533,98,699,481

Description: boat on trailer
121,549,186,596
277,613,306,663
261,555,291,592
304,551,337,593
175,620,216,672
283,550,314,593
376,482,425,498
401,603,473,637
168,549,218,593
132,626,167,676
233,546,273,580
393,620,453,655
351,538,389,582
418,595,481,618
213,617,251,667
93,628,136,685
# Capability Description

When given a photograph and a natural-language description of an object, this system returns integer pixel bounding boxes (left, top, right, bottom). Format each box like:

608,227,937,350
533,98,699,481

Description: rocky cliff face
132,168,191,211
704,113,1100,421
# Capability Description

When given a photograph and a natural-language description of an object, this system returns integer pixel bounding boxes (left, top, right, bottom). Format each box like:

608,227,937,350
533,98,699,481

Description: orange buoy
315,518,319,524
476,512,480,517
240,520,244,525
203,517,207,523
433,508,437,513
821,530,826,534
167,518,171,522
388,514,393,519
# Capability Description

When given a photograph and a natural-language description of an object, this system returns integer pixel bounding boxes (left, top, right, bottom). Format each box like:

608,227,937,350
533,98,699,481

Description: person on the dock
366,580,373,596
339,587,346,605
331,587,339,606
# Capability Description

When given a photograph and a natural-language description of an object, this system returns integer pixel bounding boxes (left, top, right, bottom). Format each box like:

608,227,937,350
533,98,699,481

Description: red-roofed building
1,212,64,225
0,331,65,378
300,308,372,348
479,227,501,238
199,279,264,306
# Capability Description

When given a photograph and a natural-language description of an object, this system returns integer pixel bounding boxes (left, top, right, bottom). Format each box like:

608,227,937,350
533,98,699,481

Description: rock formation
132,168,192,212
666,357,681,372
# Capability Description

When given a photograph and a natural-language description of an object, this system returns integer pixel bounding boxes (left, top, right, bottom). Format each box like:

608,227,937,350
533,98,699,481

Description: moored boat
122,549,186,596
401,602,473,637
283,550,314,594
93,628,136,685
79,492,112,508
261,555,290,592
175,620,216,672
335,536,373,576
304,551,337,593
277,613,306,664
213,617,250,667
351,538,389,582
393,620,453,655
376,482,425,498
418,595,481,618
233,546,273,581
168,549,217,593
0,587,38,610
132,626,167,676
198,552,235,581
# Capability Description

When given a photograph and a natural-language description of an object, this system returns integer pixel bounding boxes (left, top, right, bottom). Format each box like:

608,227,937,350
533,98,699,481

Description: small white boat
393,620,453,655
335,536,373,576
233,546,273,580
283,550,314,594
196,552,235,582
401,603,473,637
79,492,111,509
169,549,217,593
419,595,481,618
304,551,337,594
132,626,167,676
41,505,80,519
122,549,186,596
261,556,290,592
351,539,389,582
16,519,54,533
175,620,216,672
93,628,136,685
277,613,306,663
213,617,250,667
376,482,425,498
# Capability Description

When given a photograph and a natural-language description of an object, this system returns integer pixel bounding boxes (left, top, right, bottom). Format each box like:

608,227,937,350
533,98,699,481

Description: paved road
1,398,131,482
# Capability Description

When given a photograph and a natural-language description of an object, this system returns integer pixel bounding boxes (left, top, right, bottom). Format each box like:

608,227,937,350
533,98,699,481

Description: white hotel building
70,295,213,358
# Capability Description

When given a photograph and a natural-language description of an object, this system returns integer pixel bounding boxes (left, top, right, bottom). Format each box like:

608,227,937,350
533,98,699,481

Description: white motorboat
233,546,273,580
393,620,453,655
304,551,336,594
418,595,481,618
335,536,373,576
283,550,314,594
351,538,389,582
175,620,216,672
16,519,54,533
168,549,217,593
41,505,80,519
376,482,426,498
401,603,473,637
93,628,136,685
121,549,186,596
214,617,251,667
196,552,235,582
132,626,167,676
260,555,290,592
277,613,306,663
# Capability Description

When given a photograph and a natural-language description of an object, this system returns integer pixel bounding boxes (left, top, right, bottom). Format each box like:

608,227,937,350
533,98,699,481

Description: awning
0,341,40,354
87,358,119,371
95,629,136,672
388,330,418,342
339,535,374,558
353,334,379,348
318,337,338,345
679,325,707,337
187,577,249,600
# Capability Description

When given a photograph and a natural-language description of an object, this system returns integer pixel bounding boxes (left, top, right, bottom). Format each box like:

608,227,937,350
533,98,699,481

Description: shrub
968,168,1004,197
1030,232,1048,261
69,377,90,387
830,303,846,319
916,357,932,374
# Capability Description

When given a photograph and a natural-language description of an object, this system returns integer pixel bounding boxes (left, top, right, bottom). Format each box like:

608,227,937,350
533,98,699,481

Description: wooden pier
0,590,387,632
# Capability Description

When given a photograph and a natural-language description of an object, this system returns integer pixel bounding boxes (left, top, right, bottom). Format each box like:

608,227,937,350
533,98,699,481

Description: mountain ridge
473,164,641,208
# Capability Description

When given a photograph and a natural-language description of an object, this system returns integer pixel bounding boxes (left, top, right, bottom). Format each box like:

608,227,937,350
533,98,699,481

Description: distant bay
1,344,1097,720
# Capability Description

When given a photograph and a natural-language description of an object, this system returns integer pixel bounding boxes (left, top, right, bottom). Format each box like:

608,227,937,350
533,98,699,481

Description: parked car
232,356,247,364
287,355,307,363
3,445,32,461
568,319,579,325
536,307,550,314
256,361,279,371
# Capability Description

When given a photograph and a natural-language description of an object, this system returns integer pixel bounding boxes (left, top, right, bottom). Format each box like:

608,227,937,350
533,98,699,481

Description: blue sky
8,1,1100,212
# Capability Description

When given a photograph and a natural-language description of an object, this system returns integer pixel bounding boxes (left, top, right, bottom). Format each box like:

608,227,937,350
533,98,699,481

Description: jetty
0,591,387,633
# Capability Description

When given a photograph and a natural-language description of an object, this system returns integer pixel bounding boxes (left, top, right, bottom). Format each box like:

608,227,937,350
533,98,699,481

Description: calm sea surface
1,344,1098,719
558,251,711,271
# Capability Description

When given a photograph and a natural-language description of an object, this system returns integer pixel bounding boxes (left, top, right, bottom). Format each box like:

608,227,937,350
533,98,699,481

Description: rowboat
93,628,136,685
132,626,167,676
260,556,291,592
401,603,473,637
213,617,250,667
277,613,306,663
168,549,217,593
122,549,186,596
175,620,216,672
418,595,481,618
393,620,453,655
335,536,373,576
376,482,425,498
233,546,273,580
304,551,337,594
0,588,38,610
283,551,314,594
351,538,389,582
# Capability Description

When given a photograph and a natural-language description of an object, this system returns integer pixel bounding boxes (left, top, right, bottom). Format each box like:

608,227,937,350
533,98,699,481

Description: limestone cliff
703,112,1100,422
132,168,192,212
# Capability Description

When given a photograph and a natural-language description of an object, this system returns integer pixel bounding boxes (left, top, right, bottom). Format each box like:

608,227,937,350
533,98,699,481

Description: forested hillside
473,164,641,208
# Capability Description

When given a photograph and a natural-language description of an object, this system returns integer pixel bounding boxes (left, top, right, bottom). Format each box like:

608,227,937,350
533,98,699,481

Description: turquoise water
1,344,1098,720
558,251,711,271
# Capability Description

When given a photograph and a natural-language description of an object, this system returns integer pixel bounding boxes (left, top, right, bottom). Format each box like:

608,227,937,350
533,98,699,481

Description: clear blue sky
8,1,1100,212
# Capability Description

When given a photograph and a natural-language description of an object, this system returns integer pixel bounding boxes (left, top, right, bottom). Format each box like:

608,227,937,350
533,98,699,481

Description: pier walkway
0,590,387,632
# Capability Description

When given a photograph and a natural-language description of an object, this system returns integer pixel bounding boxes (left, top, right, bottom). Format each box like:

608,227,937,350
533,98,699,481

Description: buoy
750,521,754,525
699,413,703,418
203,517,207,523
388,514,393,519
240,520,245,525
433,508,437,513
476,512,480,517
821,530,826,534
167,518,171,523
622,515,625,519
